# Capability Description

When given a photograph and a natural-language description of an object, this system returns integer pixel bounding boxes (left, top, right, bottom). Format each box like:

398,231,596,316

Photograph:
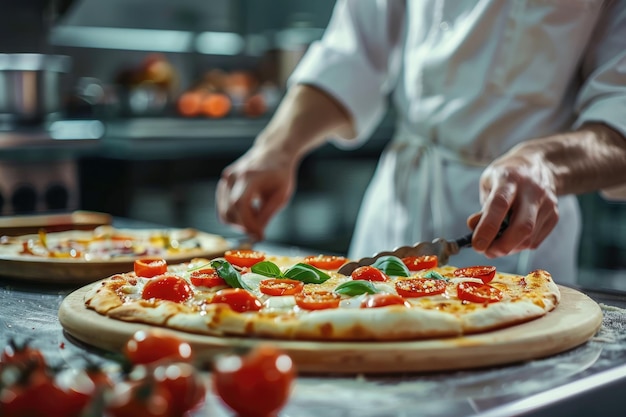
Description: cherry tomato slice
457,281,504,303
211,288,263,313
123,329,193,365
142,275,193,303
401,255,438,271
395,278,447,297
223,249,266,268
259,278,305,296
212,344,295,417
453,265,497,283
189,268,226,288
303,255,347,270
295,291,341,310
351,266,389,282
361,293,408,308
134,258,168,278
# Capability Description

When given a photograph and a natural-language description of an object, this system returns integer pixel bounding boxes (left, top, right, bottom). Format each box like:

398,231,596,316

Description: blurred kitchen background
0,0,624,288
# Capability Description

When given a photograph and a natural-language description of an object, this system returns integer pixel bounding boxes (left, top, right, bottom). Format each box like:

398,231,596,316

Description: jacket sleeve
573,1,626,138
288,0,405,148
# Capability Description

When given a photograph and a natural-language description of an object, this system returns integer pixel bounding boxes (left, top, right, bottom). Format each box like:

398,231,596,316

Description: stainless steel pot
0,53,71,126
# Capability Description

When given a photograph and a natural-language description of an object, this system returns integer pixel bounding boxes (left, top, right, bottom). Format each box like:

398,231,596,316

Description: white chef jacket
288,0,626,284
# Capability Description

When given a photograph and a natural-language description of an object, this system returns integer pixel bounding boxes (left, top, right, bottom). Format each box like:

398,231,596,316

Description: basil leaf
371,256,410,277
334,280,380,296
283,263,331,284
210,259,251,290
251,261,283,278
423,270,447,281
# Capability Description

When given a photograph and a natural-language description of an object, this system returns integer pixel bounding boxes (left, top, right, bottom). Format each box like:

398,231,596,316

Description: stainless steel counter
0,224,625,417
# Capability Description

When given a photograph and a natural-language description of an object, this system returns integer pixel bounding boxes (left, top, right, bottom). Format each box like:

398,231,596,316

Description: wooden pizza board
58,285,602,374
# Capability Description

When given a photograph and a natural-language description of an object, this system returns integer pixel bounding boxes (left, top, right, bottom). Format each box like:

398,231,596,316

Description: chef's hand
468,148,559,258
216,145,298,241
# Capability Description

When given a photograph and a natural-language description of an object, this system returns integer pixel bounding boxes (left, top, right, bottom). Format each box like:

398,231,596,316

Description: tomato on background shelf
303,254,347,270
224,249,266,268
259,278,305,296
212,344,296,417
453,265,497,283
134,258,168,278
123,329,193,366
351,265,389,282
401,255,438,271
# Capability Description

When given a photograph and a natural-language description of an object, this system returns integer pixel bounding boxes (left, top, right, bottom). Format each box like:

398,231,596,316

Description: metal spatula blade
337,215,510,276
337,233,471,276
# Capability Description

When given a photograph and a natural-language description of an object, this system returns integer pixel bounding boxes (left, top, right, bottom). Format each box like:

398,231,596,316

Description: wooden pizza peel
58,285,602,374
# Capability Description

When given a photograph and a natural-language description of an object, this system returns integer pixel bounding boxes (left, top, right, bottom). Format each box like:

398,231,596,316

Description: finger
467,212,481,230
528,203,559,250
472,183,515,252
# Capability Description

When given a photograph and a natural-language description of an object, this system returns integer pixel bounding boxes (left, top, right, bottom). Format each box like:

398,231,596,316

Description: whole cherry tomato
213,344,296,417
123,329,193,366
361,293,409,308
105,379,172,417
141,274,194,303
1,339,46,369
134,258,168,278
211,288,263,313
351,266,389,282
303,255,347,270
152,362,206,416
224,250,266,268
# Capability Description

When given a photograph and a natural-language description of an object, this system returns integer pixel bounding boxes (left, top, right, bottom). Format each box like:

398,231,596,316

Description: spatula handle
455,213,511,249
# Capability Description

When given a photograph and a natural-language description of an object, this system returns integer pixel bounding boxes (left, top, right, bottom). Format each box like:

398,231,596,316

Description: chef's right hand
216,144,298,242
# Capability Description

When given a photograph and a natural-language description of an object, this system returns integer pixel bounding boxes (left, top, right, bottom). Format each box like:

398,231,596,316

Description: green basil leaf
334,280,380,296
210,259,251,290
371,256,410,277
251,261,283,278
283,263,330,284
423,270,448,281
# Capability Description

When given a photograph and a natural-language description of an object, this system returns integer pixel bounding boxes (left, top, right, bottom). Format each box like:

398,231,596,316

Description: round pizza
84,250,561,341
0,225,231,283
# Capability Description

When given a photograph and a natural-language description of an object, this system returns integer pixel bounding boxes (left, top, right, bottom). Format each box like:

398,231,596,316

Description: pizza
83,250,561,341
0,225,229,262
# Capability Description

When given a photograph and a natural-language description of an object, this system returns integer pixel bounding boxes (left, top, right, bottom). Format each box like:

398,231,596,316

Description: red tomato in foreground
351,266,389,282
211,288,263,313
123,329,193,365
457,282,504,303
134,258,168,278
294,291,341,310
259,278,305,296
303,255,347,270
142,275,194,303
401,255,438,271
189,268,226,288
213,344,295,417
152,362,206,416
361,293,408,308
453,265,497,283
105,379,172,417
224,249,266,268
1,340,46,369
395,278,447,297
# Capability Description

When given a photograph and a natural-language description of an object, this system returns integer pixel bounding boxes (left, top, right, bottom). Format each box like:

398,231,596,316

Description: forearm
254,84,355,161
512,123,626,196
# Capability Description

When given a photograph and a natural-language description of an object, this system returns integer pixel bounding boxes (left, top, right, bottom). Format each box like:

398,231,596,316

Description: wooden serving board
58,285,602,374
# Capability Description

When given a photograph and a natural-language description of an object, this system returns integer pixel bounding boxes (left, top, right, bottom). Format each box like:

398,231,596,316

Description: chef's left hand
468,147,559,258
